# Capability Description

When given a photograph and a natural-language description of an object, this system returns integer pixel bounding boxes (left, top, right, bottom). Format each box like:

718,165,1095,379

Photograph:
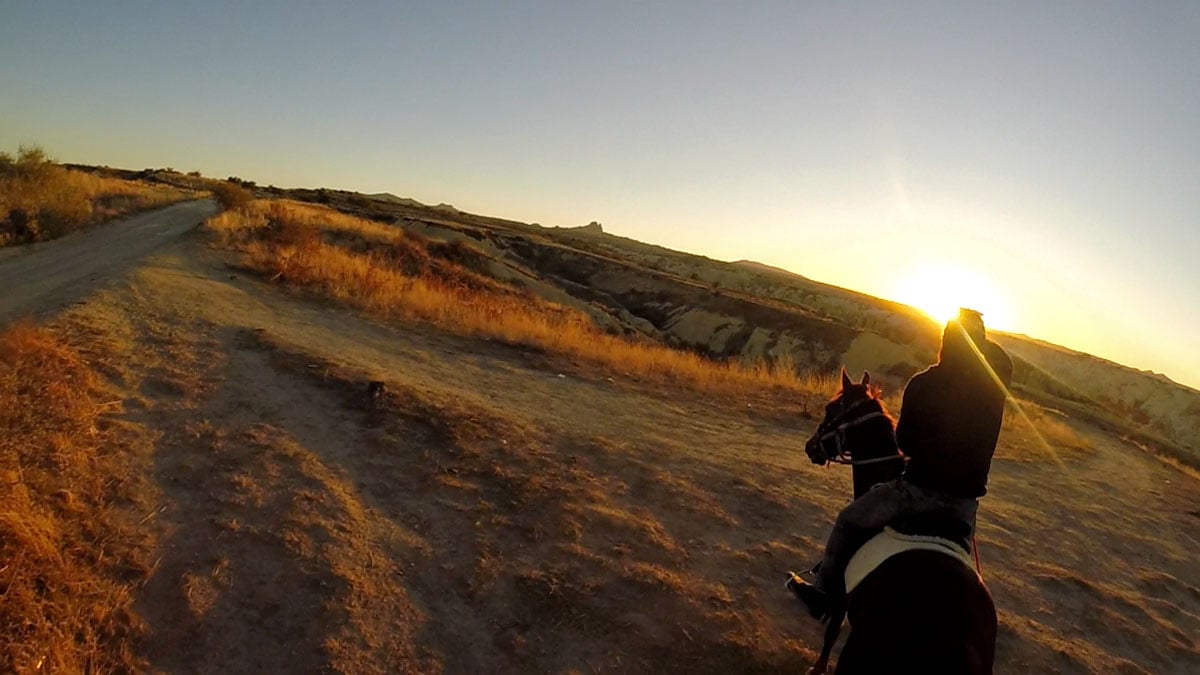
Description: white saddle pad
845,527,977,594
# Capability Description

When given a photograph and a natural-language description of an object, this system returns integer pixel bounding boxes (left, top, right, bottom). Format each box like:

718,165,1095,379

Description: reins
817,406,904,467
827,453,906,467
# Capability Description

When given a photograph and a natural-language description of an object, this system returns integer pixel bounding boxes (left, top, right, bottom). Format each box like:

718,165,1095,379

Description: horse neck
849,410,902,499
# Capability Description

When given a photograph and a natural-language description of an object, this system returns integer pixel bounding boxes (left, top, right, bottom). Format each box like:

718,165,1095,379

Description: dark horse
794,369,997,675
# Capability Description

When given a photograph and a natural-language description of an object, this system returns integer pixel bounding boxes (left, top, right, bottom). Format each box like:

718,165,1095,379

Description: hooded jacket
897,321,1013,498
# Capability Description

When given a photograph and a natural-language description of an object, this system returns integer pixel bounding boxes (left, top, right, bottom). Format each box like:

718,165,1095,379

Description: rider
791,308,1013,618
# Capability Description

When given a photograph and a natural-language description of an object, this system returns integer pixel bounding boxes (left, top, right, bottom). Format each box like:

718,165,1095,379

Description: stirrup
785,572,830,621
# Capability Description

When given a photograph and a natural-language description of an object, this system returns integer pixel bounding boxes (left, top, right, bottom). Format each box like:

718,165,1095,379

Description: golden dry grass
0,322,146,672
208,199,827,398
0,146,194,246
996,399,1091,463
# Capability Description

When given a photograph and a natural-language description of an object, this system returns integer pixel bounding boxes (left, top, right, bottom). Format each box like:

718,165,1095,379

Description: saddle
844,523,976,595
891,511,972,552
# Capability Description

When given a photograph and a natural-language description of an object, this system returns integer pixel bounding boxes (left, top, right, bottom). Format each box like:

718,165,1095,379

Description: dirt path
0,199,218,326
40,237,1200,673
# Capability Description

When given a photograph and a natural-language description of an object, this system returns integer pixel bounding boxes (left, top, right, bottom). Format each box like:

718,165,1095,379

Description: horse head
804,368,892,466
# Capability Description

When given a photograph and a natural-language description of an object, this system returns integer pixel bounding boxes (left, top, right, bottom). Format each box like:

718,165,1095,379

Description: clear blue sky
3,1,1198,389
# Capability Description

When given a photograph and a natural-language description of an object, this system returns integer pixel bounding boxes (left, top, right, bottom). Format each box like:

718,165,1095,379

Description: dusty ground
7,211,1199,672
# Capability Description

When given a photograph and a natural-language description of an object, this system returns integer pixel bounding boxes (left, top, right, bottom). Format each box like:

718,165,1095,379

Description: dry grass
0,146,194,246
208,199,827,398
0,322,146,672
996,399,1091,462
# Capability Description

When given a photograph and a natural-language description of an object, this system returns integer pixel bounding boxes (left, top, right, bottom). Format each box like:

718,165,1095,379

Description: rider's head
939,308,986,366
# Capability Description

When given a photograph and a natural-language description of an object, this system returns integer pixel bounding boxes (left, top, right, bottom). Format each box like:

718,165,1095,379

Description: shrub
37,192,93,238
4,208,38,240
211,181,253,211
264,201,320,250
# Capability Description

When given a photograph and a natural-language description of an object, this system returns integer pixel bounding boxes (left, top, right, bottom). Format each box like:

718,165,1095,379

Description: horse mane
833,383,896,427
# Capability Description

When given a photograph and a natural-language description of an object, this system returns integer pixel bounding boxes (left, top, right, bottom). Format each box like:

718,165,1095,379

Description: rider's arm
985,340,1014,390
895,375,932,458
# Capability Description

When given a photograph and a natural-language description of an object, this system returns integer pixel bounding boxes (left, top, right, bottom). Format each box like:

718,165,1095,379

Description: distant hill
366,192,425,208
283,187,1200,462
998,332,1187,389
732,260,811,282
994,333,1200,455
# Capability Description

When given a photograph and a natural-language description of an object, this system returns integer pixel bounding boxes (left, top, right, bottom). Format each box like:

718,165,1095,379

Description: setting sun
893,263,1014,330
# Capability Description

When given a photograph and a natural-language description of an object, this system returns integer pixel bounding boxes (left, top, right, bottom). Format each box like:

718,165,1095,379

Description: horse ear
841,367,852,391
861,371,871,387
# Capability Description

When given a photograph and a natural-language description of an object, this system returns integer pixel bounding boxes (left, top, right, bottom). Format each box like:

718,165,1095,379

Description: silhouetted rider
899,309,1013,503
792,308,1013,618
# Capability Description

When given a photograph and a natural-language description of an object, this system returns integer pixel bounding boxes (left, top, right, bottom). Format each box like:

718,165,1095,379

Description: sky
3,2,1198,389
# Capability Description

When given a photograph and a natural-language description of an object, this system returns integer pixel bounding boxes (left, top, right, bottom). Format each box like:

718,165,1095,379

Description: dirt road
0,199,218,325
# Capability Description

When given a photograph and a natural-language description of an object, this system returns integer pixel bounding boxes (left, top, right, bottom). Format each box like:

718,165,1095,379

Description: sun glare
893,264,1014,329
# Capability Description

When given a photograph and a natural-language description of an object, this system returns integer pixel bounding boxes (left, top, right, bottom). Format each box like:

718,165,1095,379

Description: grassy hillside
206,199,821,400
0,147,194,247
278,188,1200,462
268,188,926,385
997,334,1200,465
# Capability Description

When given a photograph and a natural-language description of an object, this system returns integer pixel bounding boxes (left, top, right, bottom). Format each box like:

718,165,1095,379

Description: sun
892,263,1014,329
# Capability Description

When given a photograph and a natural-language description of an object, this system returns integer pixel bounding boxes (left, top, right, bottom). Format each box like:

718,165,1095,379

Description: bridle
807,396,904,467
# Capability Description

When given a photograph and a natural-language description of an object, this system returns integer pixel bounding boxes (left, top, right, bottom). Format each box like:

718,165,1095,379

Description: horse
793,368,997,675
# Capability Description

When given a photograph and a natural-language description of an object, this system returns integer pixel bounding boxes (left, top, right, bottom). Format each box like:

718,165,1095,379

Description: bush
211,181,253,211
264,201,320,250
4,208,38,240
37,193,93,238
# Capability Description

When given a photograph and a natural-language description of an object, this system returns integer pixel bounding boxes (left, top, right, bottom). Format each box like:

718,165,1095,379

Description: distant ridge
732,260,811,282
364,192,460,213
994,331,1192,393
366,192,425,208
555,221,604,234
